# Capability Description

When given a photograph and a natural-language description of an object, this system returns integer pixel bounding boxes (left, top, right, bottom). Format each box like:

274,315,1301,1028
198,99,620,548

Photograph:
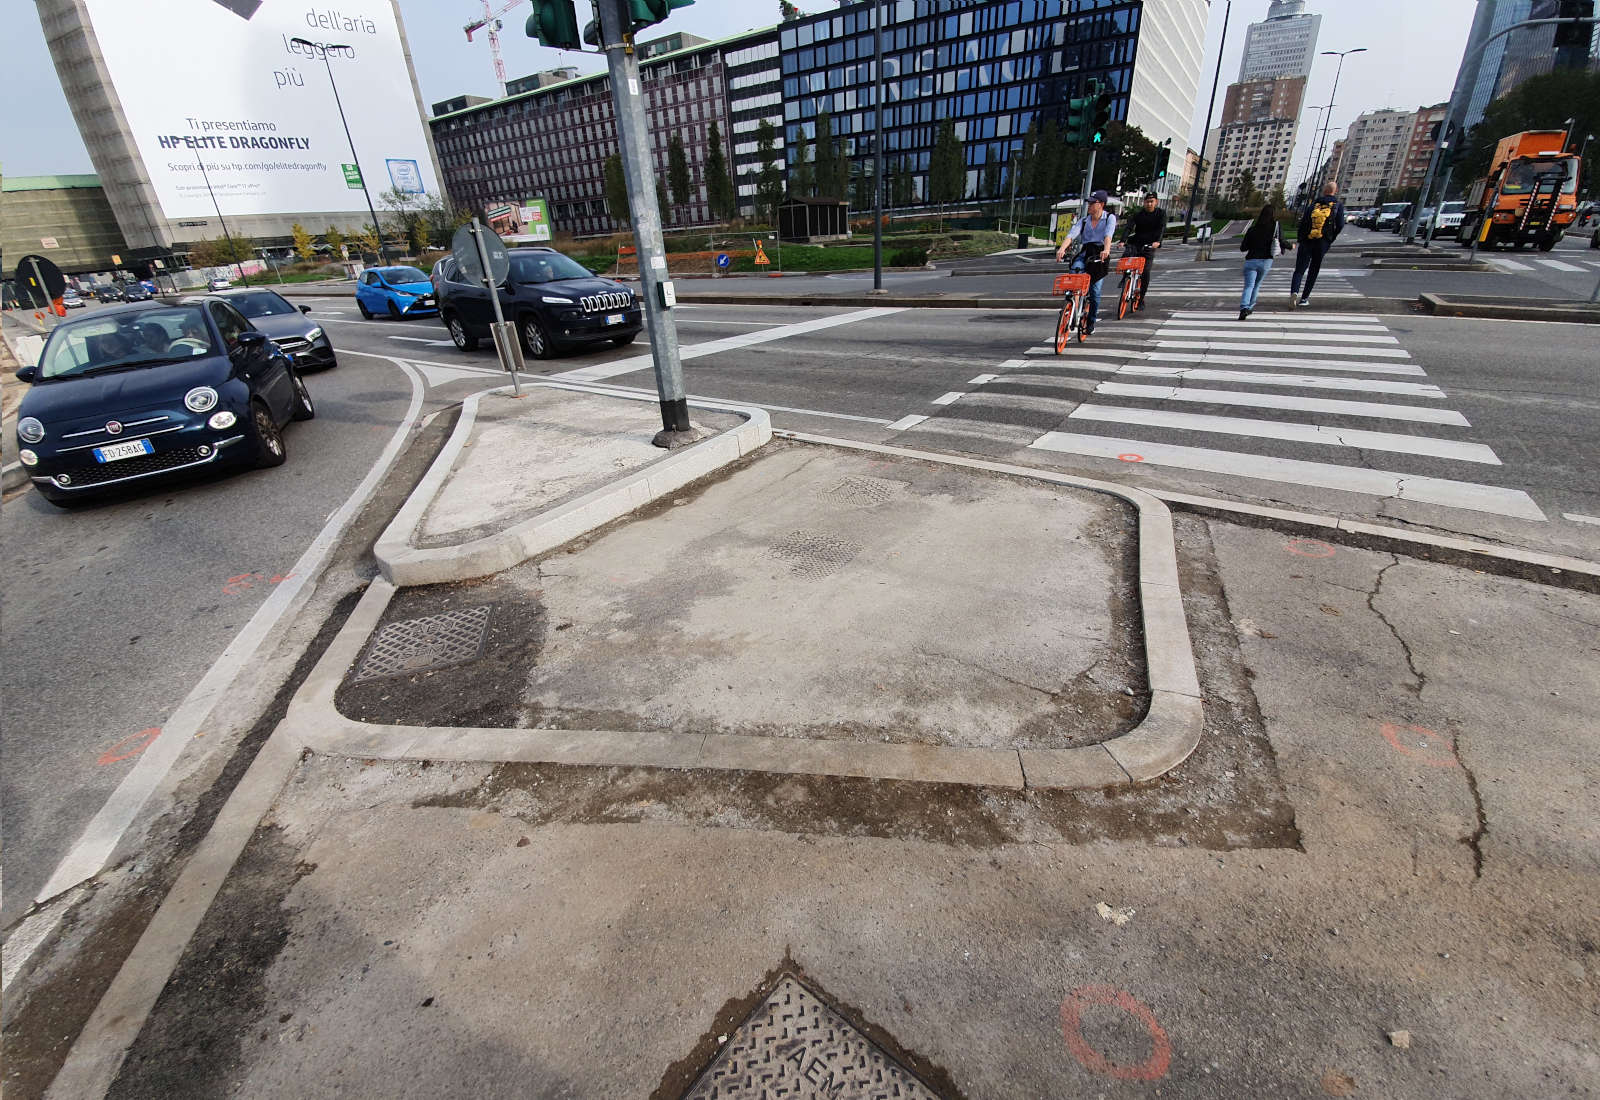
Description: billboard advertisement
487,198,553,242
84,0,440,219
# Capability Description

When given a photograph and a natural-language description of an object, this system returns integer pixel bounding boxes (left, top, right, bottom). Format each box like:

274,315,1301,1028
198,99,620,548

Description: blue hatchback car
355,265,438,320
14,301,313,508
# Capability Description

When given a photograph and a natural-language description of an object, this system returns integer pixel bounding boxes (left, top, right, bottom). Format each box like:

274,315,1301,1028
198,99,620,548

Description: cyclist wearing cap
1055,190,1117,334
1121,192,1167,310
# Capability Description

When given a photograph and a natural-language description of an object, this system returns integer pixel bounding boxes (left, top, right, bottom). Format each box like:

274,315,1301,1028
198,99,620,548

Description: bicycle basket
1117,256,1147,273
1053,273,1092,295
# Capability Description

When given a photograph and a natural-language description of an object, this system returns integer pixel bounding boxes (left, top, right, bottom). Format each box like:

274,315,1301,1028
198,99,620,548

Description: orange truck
1458,130,1583,251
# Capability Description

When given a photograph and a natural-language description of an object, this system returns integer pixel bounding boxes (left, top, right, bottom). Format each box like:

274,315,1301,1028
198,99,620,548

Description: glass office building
778,0,1206,204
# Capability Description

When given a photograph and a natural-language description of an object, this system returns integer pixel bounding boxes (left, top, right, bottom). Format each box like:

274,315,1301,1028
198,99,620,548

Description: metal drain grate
352,605,492,682
770,531,861,579
682,976,940,1099
825,475,907,508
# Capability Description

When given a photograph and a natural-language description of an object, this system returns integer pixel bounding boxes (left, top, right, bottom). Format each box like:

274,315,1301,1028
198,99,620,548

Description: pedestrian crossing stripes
886,309,1548,523
1149,265,1366,299
1490,256,1600,274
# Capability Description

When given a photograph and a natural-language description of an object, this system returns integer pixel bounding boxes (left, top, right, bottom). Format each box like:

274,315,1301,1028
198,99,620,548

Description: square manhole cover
682,975,941,1099
771,531,861,580
825,475,908,508
353,605,492,682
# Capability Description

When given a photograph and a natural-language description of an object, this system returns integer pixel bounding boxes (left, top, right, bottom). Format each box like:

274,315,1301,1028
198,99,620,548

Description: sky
5,0,1475,186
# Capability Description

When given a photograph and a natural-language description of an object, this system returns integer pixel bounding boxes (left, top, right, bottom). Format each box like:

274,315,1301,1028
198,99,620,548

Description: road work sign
754,241,770,266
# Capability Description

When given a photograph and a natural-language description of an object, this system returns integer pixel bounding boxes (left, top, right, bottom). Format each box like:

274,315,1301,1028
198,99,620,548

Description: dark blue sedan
14,301,314,508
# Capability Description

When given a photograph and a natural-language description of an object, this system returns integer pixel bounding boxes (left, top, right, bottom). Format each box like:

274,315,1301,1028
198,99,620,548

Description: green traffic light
526,0,582,49
626,0,694,27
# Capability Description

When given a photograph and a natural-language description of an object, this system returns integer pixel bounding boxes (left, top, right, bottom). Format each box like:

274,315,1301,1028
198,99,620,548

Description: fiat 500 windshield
40,307,219,380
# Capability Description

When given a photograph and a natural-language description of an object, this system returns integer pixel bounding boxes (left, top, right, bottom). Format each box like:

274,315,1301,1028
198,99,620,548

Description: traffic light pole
1080,149,1098,220
596,0,694,445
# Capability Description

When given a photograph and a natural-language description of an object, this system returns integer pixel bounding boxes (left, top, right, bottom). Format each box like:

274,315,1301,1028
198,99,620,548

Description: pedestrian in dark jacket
1238,205,1289,320
1291,183,1345,307
1121,192,1168,309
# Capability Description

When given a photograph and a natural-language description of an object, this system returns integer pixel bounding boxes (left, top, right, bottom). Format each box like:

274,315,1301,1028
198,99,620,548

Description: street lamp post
194,148,249,287
872,0,885,294
1308,48,1367,202
1183,0,1231,244
292,37,385,264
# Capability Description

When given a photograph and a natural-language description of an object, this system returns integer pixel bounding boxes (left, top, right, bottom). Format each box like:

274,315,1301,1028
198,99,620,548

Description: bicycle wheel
1075,295,1089,342
1055,304,1071,354
1117,275,1132,320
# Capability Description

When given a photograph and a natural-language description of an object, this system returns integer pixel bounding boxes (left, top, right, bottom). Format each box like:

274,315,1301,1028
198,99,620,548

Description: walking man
1055,190,1117,334
1291,182,1345,308
1122,192,1167,310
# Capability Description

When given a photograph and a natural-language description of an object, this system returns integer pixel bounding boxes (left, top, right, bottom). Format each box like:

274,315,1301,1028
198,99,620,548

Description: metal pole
470,218,520,396
872,0,884,293
596,0,690,441
27,257,57,325
1080,148,1099,219
1008,152,1019,235
294,39,386,264
1184,0,1230,243
195,148,248,287
1310,50,1363,202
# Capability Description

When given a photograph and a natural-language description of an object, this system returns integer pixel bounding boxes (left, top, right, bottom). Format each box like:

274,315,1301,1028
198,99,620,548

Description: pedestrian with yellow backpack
1290,183,1346,308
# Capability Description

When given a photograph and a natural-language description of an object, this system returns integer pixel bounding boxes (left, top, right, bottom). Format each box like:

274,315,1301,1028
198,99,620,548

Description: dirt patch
107,827,317,1099
335,573,548,728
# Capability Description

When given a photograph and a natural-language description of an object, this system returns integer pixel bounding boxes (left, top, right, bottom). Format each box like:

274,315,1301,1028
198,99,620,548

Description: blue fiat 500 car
355,265,438,319
14,301,314,508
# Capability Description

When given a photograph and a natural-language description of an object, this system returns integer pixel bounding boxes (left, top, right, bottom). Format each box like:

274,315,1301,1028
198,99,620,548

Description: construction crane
464,0,520,99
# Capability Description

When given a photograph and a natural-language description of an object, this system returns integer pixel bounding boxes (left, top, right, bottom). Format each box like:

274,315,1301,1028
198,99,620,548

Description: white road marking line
574,380,893,425
387,335,455,347
1157,340,1412,358
1147,351,1426,376
1069,405,1500,463
886,414,930,431
968,374,999,385
889,417,1046,446
1026,346,1142,357
1093,382,1471,425
553,306,908,382
1028,432,1546,521
1168,311,1380,323
932,391,966,405
1157,321,1393,334
1119,365,1444,397
1492,259,1535,272
1563,513,1600,526
1537,258,1585,272
34,357,429,904
1159,328,1400,345
996,359,1030,370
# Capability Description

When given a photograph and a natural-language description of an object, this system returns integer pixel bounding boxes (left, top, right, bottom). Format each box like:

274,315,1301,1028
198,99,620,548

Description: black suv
434,247,642,358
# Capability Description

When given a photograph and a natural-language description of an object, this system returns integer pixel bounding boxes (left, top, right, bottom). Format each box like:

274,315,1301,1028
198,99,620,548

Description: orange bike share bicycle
1053,272,1093,352
1114,253,1147,320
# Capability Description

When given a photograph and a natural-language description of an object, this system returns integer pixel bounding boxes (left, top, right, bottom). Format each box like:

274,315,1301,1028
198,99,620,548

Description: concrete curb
1419,292,1600,324
1153,489,1600,594
286,431,1203,795
2,461,26,492
373,382,772,586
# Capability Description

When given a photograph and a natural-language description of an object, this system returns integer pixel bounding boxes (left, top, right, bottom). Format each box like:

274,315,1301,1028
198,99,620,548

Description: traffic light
1554,0,1594,48
1091,86,1114,146
1153,140,1172,181
526,0,581,49
626,0,695,30
1065,96,1088,146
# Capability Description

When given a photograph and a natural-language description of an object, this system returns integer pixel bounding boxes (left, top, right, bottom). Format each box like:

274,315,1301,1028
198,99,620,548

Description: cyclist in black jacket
1121,193,1167,310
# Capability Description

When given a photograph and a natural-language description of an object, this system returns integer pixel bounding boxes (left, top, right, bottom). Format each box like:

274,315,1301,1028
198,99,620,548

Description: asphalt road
4,282,1596,937
0,344,422,927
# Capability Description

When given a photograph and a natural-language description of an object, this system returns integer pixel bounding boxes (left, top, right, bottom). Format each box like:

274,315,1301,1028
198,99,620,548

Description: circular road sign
451,222,511,286
715,252,732,269
15,254,66,307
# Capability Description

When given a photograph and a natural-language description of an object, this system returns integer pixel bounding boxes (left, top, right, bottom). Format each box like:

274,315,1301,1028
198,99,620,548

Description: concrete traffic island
311,391,1209,791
